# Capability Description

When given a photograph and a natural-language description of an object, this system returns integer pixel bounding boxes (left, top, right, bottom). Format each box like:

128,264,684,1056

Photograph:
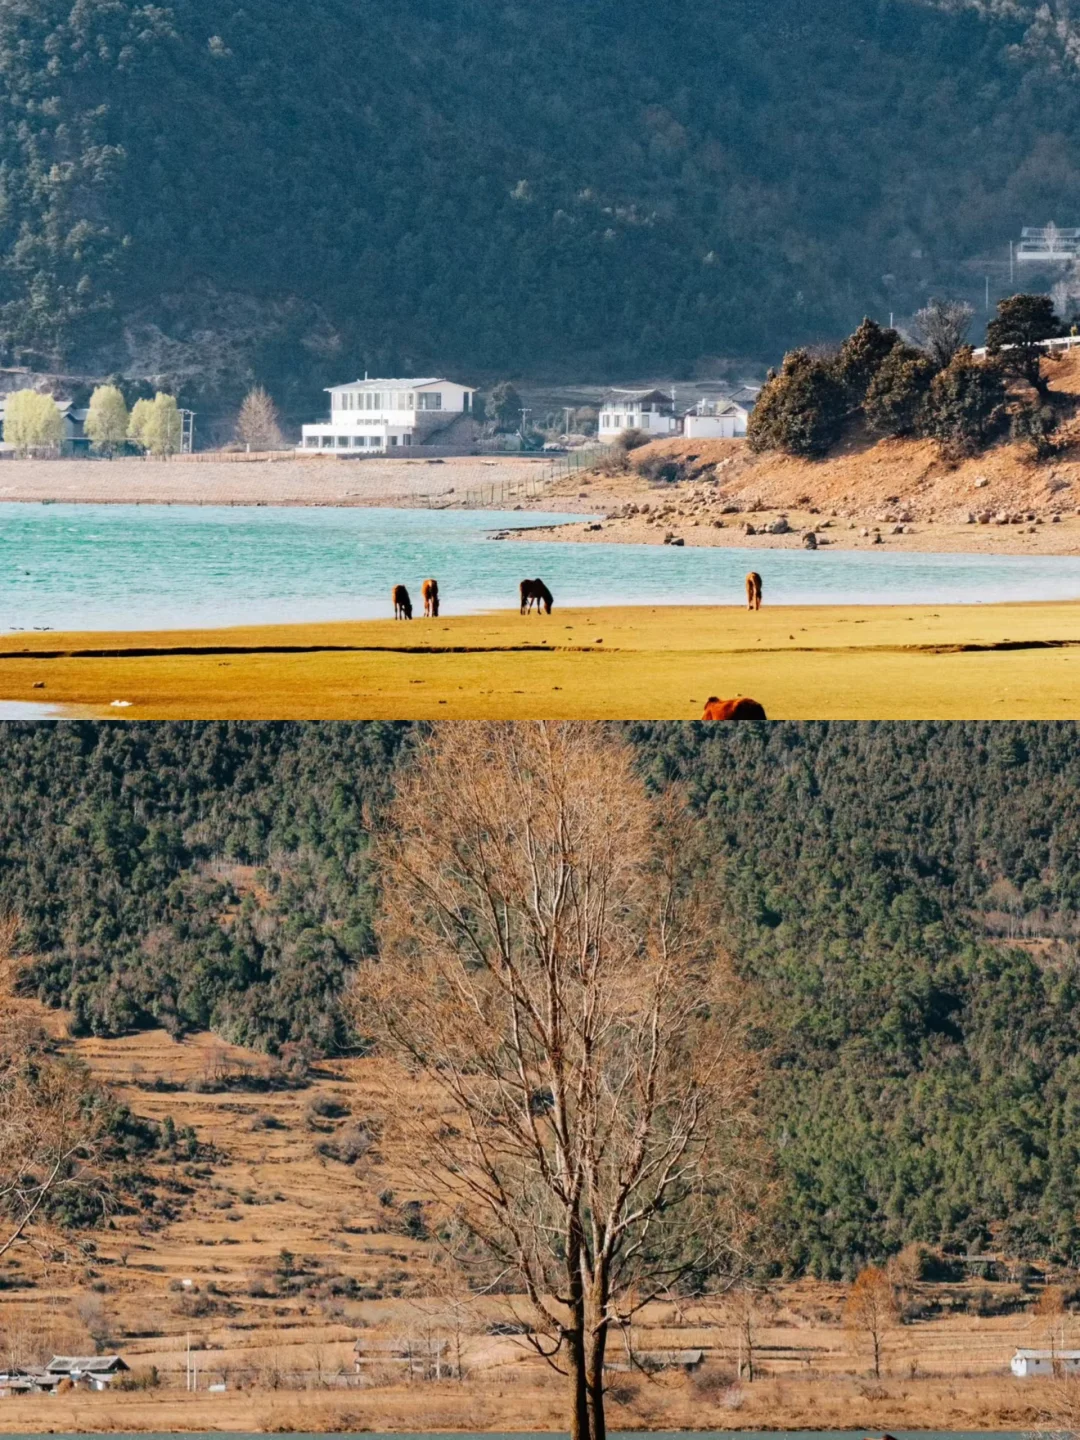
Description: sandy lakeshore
0,453,561,508
3,601,1080,719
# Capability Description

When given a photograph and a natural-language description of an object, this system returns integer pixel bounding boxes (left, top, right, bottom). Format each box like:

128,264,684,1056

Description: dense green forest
4,720,1080,1274
3,0,1080,407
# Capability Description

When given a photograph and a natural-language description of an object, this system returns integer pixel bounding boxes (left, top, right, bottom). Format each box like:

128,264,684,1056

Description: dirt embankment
0,1019,1076,1432
519,350,1080,554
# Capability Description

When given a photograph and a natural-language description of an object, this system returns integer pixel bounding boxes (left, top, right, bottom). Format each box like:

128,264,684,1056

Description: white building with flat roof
300,378,476,454
1011,1349,1080,1377
597,389,678,443
683,399,750,439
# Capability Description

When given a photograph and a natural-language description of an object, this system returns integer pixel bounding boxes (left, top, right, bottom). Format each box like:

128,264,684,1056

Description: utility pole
563,406,573,437
518,408,531,437
1010,240,1014,287
985,275,990,313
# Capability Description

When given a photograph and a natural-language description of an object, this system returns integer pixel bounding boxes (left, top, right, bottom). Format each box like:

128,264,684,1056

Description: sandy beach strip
0,454,560,508
2,601,1079,719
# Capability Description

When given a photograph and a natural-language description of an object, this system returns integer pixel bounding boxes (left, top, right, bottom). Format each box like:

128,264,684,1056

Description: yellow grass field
4,600,1080,718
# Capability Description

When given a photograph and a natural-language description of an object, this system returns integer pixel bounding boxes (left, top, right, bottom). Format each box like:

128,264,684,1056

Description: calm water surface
2,503,1080,632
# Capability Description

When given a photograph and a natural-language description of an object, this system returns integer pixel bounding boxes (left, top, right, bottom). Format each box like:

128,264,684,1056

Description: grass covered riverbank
2,601,1080,718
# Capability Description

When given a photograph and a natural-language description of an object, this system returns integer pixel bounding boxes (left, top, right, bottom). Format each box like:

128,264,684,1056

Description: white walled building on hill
300,378,476,453
598,389,678,442
682,398,750,439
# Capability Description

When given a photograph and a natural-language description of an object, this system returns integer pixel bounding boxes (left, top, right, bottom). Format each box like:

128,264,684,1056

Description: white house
1016,225,1080,263
683,399,750,439
300,377,476,454
598,389,678,443
1011,1348,1080,1377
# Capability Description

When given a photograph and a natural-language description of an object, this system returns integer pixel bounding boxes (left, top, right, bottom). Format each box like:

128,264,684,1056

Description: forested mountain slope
2,0,1080,406
3,721,1080,1272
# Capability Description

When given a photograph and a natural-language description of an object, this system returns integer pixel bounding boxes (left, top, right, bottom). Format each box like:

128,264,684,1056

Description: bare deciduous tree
235,386,283,450
352,722,762,1440
913,297,975,368
0,923,102,1264
844,1264,899,1378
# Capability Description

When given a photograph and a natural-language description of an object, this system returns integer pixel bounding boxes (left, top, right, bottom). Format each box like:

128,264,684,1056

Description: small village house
45,1355,130,1390
0,1355,129,1399
682,398,750,438
1011,1348,1080,1377
300,378,476,454
597,388,678,443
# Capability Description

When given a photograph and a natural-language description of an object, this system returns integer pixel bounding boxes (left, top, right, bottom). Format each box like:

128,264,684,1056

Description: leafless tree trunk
913,297,974,368
352,722,762,1440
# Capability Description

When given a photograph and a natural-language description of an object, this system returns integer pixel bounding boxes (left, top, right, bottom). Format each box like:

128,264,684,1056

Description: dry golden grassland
0,1024,1074,1432
3,602,1080,718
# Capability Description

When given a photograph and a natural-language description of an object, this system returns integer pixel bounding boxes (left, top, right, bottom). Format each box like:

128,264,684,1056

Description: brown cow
746,571,763,610
392,584,413,620
422,577,439,617
702,696,767,720
520,578,554,615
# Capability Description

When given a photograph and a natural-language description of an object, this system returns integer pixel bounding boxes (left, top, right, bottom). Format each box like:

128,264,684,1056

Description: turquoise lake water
2,503,1080,632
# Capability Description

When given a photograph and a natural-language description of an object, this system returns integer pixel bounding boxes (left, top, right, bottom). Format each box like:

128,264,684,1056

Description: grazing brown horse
702,696,767,720
422,577,439,617
520,578,554,615
392,584,413,619
746,571,763,610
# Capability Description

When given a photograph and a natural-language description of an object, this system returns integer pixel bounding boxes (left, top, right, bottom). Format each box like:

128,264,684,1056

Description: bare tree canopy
235,386,283,450
844,1264,899,1378
353,722,762,1440
0,923,102,1263
913,297,974,368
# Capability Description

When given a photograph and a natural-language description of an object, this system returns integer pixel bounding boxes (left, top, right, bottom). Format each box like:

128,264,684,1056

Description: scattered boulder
802,531,818,549
742,522,757,535
768,516,791,534
871,533,883,544
670,535,685,546
974,475,989,488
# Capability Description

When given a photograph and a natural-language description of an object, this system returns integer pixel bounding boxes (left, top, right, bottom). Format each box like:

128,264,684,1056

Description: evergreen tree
923,347,1006,458
985,293,1064,400
486,382,524,433
834,317,900,408
747,350,846,458
863,344,936,437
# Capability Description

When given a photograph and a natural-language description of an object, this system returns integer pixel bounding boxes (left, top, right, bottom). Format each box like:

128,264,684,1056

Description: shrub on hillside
864,344,936,437
922,347,1006,458
1011,398,1060,461
834,317,901,408
747,348,847,458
